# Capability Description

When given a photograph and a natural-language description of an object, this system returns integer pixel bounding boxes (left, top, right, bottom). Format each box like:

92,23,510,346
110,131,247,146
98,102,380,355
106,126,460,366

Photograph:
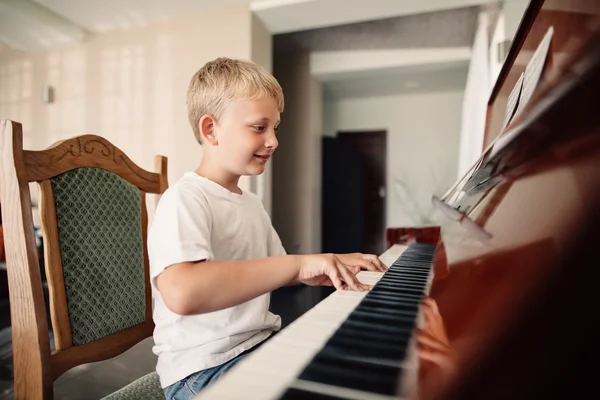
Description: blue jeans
163,351,252,400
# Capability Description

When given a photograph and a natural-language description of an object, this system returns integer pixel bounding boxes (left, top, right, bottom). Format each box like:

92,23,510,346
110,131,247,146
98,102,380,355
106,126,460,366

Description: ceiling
253,0,497,34
32,0,253,33
0,0,499,53
323,62,470,100
274,6,480,53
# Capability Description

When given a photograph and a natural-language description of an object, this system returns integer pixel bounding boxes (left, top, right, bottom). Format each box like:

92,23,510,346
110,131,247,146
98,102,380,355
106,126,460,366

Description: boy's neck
195,161,242,195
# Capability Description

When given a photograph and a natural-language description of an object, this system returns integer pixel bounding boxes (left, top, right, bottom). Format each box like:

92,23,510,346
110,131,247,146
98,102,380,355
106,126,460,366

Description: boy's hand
335,253,387,273
297,254,369,292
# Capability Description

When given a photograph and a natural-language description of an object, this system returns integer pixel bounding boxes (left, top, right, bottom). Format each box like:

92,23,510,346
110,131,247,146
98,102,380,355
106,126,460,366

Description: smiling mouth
254,154,271,162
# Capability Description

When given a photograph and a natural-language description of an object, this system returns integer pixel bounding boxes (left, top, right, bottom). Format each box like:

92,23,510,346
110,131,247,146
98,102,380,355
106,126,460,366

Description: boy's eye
253,125,265,132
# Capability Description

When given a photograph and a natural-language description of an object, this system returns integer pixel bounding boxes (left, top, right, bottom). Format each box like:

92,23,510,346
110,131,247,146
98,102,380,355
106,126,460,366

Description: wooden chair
0,120,168,399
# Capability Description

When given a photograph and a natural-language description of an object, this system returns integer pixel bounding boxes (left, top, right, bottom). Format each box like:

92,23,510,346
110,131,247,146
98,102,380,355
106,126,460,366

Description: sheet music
515,26,554,115
501,72,524,131
487,26,554,160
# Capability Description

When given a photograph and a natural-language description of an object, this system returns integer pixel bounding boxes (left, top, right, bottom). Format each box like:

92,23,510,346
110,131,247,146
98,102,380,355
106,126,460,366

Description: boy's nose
265,131,278,149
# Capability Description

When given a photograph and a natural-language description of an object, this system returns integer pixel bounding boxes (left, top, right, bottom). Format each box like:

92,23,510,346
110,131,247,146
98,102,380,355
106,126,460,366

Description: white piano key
291,379,404,400
379,244,409,266
196,244,412,400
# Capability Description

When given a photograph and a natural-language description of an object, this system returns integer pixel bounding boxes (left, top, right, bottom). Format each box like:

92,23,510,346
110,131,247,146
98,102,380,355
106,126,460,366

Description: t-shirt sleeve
268,225,287,257
147,186,213,288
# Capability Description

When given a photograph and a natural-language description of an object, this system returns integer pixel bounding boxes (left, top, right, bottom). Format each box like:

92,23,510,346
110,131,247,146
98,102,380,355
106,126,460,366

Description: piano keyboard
196,243,436,400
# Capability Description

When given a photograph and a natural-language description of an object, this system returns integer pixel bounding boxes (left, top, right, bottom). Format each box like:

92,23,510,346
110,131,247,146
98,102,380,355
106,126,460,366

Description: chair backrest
0,120,168,399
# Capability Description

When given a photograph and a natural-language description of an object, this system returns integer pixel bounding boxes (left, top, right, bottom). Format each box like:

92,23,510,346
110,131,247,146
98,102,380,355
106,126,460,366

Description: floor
0,285,327,400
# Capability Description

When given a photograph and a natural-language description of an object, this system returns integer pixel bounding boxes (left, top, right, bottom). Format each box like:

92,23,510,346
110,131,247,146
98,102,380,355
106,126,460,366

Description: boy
148,57,387,400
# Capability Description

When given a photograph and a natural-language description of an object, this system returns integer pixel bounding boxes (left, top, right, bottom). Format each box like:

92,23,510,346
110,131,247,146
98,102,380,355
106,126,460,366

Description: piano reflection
196,1,600,399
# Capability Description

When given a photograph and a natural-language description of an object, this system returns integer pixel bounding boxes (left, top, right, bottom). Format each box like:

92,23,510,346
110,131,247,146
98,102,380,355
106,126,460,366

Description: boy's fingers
363,254,387,271
329,270,344,291
355,259,378,272
349,265,361,275
338,263,366,292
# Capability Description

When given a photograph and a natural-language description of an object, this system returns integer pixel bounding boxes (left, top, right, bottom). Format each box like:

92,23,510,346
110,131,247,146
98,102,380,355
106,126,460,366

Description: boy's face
210,96,280,177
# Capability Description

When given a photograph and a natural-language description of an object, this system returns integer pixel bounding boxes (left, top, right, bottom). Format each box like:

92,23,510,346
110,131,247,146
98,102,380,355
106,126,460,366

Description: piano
197,1,600,399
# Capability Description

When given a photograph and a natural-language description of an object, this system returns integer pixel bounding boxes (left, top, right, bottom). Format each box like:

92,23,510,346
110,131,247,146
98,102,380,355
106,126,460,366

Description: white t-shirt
148,172,286,388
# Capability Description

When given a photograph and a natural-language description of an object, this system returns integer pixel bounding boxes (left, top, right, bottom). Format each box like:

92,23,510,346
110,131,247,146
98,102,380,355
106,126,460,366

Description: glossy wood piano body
417,1,600,398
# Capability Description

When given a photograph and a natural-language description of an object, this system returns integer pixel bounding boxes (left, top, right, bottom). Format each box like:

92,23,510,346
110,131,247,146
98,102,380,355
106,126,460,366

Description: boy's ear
199,114,218,145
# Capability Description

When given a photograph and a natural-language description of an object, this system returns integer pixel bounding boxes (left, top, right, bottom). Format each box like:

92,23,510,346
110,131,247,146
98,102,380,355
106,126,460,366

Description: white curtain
457,12,491,179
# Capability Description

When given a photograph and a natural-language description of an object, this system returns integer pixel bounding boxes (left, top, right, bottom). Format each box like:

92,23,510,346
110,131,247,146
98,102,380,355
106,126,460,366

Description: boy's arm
156,253,370,315
266,223,303,286
157,256,297,315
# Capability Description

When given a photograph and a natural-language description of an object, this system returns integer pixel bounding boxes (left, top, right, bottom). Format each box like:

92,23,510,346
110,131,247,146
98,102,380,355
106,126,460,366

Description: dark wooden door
338,131,387,255
321,137,364,254
322,131,387,256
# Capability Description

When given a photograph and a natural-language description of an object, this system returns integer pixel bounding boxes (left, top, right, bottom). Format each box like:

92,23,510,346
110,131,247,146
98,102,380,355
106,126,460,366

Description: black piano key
384,273,428,281
330,337,411,359
369,287,424,295
393,260,433,267
320,345,406,369
298,354,402,395
386,265,430,273
360,297,419,311
353,307,417,324
378,279,427,287
277,388,346,400
322,342,406,365
347,310,415,325
323,336,409,363
389,268,428,273
365,291,422,302
381,272,429,280
372,282,426,291
373,281,424,291
392,259,432,266
380,272,428,280
333,325,412,346
356,298,418,314
327,331,410,353
369,287,424,297
376,282,427,291
376,280,426,289
392,254,432,261
353,305,417,319
339,319,412,336
380,271,429,278
395,252,433,259
384,269,430,277
335,325,413,347
374,281,425,291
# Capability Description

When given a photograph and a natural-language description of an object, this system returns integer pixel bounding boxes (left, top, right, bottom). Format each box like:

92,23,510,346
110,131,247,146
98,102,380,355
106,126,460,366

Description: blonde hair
187,57,284,143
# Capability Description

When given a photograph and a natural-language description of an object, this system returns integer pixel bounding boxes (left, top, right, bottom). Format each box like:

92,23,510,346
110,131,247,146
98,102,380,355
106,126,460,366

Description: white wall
0,4,268,196
458,11,490,178
324,90,464,228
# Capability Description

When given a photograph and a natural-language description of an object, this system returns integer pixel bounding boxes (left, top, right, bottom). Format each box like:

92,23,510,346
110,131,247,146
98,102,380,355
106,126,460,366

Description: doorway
321,131,387,256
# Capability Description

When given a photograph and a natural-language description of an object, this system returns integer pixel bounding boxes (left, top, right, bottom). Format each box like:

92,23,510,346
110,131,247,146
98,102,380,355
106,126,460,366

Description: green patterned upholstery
50,167,146,346
102,372,165,400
